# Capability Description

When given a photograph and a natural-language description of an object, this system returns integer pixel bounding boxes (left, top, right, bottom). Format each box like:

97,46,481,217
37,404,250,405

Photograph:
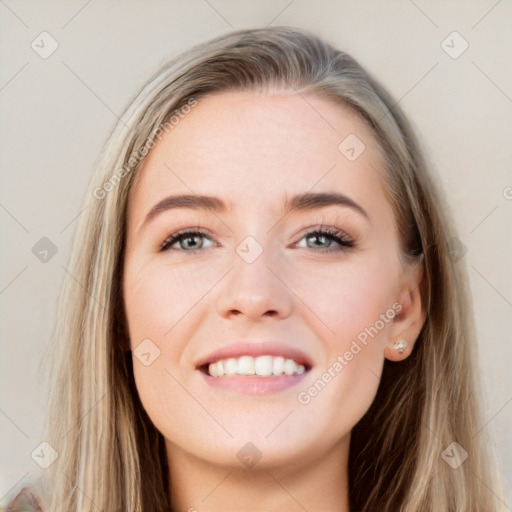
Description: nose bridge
215,232,293,320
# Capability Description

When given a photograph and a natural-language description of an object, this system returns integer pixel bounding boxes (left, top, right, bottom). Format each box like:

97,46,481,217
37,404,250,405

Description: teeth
284,358,297,376
272,356,285,375
254,355,273,376
207,355,306,378
237,356,254,376
224,358,237,376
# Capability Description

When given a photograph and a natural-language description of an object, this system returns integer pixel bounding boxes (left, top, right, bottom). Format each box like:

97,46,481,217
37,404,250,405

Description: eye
160,228,215,252
160,225,354,254
296,226,354,253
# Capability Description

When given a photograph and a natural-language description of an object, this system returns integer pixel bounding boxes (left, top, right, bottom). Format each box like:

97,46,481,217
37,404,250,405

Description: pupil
185,235,200,249
311,234,326,248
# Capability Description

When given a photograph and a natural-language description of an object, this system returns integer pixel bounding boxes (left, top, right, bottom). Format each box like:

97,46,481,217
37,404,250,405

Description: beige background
1,0,511,505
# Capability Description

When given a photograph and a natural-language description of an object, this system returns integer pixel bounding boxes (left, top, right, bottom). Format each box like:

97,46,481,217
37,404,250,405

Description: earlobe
384,338,410,362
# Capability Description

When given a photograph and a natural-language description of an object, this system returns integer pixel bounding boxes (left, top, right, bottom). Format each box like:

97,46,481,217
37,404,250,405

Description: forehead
128,90,389,222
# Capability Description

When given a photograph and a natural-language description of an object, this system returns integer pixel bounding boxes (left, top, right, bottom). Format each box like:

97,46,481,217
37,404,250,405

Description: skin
123,90,425,512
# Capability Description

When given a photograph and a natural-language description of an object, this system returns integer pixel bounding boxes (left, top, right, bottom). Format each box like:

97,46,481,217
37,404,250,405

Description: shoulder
6,486,44,512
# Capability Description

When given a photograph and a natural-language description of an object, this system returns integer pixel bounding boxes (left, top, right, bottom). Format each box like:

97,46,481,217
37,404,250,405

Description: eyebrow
284,191,369,220
141,191,369,228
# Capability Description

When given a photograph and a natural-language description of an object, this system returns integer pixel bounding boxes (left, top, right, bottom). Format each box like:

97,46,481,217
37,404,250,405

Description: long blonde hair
36,26,504,511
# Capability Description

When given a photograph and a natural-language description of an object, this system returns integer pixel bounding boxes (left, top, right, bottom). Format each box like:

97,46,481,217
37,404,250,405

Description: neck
166,437,351,512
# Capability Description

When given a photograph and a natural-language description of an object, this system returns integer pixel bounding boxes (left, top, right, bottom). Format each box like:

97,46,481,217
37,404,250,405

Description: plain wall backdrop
1,0,511,506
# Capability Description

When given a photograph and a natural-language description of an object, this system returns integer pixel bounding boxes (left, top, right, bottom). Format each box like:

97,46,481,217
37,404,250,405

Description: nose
215,242,294,322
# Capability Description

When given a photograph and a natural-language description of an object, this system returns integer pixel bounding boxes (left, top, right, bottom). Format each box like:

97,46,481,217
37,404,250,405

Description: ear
384,256,426,362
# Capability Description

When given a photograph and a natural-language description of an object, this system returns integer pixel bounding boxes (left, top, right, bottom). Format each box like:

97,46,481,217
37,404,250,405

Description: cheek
291,273,392,450
123,258,215,348
123,258,223,420
123,261,203,440
292,255,398,353
290,254,398,417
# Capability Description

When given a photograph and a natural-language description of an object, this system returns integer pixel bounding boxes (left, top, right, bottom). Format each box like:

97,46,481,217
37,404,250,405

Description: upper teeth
208,355,306,378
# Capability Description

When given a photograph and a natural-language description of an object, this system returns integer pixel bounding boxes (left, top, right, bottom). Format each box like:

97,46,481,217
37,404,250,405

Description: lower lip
200,371,308,394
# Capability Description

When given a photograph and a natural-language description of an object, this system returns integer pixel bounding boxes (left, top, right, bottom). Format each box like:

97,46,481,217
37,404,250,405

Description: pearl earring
393,339,408,354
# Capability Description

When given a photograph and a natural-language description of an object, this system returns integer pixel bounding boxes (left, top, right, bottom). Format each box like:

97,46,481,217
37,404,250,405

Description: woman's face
123,90,423,471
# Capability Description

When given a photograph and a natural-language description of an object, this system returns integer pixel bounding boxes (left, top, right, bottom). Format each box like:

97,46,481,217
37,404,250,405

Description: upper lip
195,341,313,369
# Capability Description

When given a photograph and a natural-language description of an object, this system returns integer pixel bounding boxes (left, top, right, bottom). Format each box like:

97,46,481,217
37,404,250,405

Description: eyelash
160,225,354,254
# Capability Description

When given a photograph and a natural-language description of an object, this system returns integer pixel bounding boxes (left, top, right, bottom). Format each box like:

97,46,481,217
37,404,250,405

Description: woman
6,26,504,511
